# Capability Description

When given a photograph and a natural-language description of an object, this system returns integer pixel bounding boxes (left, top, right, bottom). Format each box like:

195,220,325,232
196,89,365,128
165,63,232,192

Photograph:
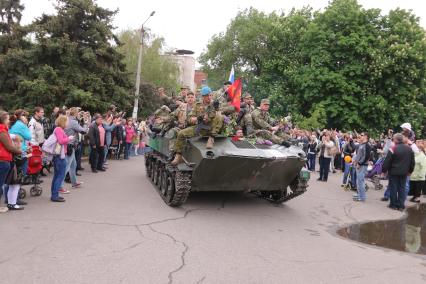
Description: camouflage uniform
153,105,172,129
251,108,284,144
171,103,194,129
174,101,223,153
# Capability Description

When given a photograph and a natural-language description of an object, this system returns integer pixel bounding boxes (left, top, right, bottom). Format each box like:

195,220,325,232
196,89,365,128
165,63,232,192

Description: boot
171,153,183,166
206,137,214,149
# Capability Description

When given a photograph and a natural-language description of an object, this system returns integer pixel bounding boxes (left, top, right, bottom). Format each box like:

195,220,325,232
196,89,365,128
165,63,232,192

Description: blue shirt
9,120,32,152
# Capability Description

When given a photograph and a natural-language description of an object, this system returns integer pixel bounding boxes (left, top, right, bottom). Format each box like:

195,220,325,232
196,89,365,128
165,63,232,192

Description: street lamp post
132,11,155,120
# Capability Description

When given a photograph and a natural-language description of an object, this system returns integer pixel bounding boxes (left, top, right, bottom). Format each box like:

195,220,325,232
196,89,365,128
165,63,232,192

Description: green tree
116,29,179,117
1,0,132,114
200,0,426,135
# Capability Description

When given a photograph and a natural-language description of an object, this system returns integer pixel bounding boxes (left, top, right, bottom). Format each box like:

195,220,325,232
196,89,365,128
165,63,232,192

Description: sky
21,0,426,61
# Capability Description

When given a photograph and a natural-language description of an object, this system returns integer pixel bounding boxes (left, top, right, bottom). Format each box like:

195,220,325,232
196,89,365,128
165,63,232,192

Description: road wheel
18,187,26,199
30,186,38,197
164,172,175,204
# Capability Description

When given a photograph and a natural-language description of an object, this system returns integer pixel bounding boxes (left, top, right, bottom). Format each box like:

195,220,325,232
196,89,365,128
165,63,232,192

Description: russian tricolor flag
229,65,235,83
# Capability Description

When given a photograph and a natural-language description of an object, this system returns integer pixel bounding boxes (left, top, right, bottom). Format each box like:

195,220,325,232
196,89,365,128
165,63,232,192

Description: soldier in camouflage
172,91,196,129
251,99,288,145
171,86,223,165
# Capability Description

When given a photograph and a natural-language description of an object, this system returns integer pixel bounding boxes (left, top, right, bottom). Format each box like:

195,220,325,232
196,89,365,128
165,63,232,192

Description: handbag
55,143,62,155
66,144,74,156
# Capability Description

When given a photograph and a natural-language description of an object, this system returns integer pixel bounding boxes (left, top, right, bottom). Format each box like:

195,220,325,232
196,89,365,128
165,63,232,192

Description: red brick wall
194,70,207,88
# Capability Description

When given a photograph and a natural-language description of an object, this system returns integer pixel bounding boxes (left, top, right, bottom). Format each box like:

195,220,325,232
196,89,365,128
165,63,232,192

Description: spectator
318,134,334,182
61,107,88,193
0,111,22,212
409,140,426,203
342,135,356,188
51,115,74,202
124,118,135,160
352,132,371,202
88,114,106,173
5,135,26,210
401,122,415,142
28,107,45,146
9,110,31,206
307,134,318,171
102,114,117,165
382,133,415,211
112,118,125,159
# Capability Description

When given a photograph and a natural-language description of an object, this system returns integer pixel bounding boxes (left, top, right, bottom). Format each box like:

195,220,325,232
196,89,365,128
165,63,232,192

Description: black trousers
389,175,407,209
319,156,331,181
410,180,425,198
89,146,104,170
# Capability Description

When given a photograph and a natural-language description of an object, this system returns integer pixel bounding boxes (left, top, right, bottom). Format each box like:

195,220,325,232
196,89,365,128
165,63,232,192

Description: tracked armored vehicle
145,133,310,207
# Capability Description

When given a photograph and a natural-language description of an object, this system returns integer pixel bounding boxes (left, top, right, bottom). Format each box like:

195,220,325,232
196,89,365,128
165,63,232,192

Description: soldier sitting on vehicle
251,99,290,146
171,86,223,165
172,91,196,129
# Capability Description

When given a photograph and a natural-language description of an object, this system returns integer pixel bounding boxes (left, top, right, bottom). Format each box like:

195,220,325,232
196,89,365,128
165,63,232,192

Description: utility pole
132,11,155,120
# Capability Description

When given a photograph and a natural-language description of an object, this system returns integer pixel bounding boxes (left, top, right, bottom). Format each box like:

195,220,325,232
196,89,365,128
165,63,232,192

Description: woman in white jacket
318,134,335,182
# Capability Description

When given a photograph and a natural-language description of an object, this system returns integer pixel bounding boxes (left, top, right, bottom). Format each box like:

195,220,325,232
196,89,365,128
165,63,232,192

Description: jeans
404,176,410,201
104,143,110,163
0,161,11,201
124,143,132,159
342,162,356,187
61,149,77,187
319,156,331,181
89,146,105,170
307,153,316,171
356,165,368,201
75,142,83,170
388,175,407,209
51,156,67,200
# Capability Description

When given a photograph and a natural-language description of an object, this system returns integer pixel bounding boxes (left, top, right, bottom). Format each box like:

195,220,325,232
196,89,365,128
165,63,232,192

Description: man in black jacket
382,133,415,210
88,114,106,173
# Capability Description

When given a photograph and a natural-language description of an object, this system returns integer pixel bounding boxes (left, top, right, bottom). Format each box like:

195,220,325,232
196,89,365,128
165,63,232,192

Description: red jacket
0,124,13,161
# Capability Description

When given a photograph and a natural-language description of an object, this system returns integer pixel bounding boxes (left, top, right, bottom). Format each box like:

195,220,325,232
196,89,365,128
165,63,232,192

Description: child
5,135,28,210
232,128,245,142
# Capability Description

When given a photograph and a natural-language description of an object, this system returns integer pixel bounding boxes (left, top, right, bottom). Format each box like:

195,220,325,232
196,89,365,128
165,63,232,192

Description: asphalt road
1,156,425,284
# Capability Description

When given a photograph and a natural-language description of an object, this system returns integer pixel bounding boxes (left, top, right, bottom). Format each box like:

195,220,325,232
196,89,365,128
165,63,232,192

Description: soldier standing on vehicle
171,86,223,165
157,87,174,108
251,99,288,145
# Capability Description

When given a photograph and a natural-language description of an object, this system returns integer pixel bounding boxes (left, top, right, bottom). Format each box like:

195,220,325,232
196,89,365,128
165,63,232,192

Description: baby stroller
18,145,43,199
366,158,384,190
109,144,121,160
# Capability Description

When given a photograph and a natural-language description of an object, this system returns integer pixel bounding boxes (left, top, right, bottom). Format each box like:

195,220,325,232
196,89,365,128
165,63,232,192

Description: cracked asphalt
1,156,426,284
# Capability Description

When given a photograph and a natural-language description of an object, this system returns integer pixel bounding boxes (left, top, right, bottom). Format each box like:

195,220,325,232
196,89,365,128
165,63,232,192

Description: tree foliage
116,29,179,118
0,0,132,114
200,0,426,135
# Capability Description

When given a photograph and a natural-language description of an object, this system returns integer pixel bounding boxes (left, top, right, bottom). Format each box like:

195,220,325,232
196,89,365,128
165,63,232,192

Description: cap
180,85,190,90
261,99,270,105
400,122,412,131
242,92,252,99
201,86,212,96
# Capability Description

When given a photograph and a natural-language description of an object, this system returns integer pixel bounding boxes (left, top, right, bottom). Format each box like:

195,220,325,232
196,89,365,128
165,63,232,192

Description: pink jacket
54,127,70,158
125,126,135,144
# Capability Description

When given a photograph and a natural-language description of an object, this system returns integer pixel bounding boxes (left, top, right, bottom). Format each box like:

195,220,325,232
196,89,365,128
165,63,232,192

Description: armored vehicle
145,134,310,207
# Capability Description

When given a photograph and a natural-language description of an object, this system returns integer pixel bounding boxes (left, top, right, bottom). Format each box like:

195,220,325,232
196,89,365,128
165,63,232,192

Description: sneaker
72,182,83,189
7,204,24,210
59,188,70,194
51,197,65,202
353,198,365,202
0,207,8,213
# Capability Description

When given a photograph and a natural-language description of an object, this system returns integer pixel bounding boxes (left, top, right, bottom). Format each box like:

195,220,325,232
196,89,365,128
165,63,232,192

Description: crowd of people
0,105,150,211
1,83,425,213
